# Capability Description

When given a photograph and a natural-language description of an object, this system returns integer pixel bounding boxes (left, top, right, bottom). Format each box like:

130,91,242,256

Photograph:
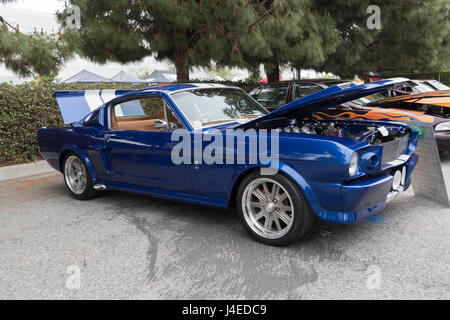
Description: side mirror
154,119,168,130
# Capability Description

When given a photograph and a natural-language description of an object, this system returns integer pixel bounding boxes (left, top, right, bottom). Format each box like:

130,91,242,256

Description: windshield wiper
201,119,235,126
240,114,263,119
201,115,263,126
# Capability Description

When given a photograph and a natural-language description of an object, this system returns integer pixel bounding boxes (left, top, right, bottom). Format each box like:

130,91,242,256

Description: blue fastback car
38,79,418,245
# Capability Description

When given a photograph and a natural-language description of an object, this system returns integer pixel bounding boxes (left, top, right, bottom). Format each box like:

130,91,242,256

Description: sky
0,0,328,83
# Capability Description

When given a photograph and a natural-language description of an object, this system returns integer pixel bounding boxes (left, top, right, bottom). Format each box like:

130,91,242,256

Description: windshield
171,88,269,128
427,80,449,90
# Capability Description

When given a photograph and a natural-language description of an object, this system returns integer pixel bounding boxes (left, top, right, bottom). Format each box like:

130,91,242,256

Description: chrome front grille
381,133,410,164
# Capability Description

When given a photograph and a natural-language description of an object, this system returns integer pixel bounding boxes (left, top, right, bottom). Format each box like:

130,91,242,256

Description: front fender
277,163,325,218
226,162,323,217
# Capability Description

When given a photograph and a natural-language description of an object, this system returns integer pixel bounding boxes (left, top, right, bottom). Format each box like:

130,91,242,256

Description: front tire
237,172,314,246
63,153,98,200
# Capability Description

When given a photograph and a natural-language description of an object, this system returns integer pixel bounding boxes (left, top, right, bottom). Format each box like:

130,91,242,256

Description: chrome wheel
64,155,87,195
241,178,294,239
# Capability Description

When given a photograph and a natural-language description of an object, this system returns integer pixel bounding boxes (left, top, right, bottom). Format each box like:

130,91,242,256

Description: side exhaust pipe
93,184,107,191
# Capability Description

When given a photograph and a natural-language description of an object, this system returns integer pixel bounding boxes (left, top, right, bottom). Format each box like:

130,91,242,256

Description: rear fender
59,145,98,181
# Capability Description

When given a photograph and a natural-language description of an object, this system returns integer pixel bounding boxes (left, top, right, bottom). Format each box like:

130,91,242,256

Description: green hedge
0,80,258,166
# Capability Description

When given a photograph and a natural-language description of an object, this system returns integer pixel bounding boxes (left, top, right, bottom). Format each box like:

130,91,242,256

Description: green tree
207,64,237,81
215,0,340,82
0,0,75,77
58,0,264,82
313,0,450,78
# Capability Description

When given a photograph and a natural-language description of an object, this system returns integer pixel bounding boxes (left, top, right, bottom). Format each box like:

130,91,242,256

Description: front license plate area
387,166,407,203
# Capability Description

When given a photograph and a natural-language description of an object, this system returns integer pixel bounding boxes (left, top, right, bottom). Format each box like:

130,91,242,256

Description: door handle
105,133,116,142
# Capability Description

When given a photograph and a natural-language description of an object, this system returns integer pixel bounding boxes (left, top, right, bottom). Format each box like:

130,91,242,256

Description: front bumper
316,153,418,224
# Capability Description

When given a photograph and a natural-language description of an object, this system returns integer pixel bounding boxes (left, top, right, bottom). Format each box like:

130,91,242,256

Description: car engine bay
255,118,411,146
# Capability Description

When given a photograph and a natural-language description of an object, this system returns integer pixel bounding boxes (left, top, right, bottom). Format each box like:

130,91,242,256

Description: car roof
125,82,237,95
109,83,240,102
259,79,349,86
139,83,238,94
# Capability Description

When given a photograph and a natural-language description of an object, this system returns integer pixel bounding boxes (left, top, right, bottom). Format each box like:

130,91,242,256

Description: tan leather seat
117,119,159,131
152,110,165,119
113,109,166,131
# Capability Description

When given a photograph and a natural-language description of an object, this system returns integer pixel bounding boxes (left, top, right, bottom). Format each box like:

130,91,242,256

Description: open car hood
242,78,411,127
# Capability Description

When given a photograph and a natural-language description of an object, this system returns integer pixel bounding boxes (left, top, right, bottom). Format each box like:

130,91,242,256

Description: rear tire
63,153,99,200
237,171,314,246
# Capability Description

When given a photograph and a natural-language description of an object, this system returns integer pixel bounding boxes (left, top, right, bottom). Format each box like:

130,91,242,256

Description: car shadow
99,189,348,246
440,151,450,163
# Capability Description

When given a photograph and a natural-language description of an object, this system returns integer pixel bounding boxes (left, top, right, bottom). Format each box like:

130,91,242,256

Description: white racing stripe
100,90,124,116
84,90,103,111
100,90,117,104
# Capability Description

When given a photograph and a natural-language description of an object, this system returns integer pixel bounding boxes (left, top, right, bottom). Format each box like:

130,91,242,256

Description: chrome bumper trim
385,154,410,167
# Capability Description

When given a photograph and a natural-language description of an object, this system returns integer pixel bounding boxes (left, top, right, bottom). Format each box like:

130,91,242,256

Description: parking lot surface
0,154,449,299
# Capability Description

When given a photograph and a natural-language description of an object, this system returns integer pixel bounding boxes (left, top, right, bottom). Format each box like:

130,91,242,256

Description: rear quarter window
83,109,101,127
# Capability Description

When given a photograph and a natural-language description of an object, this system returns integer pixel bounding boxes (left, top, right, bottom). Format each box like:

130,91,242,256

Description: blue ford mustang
38,79,419,246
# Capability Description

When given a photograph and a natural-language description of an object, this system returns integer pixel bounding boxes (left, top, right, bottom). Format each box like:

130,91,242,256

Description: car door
102,94,191,193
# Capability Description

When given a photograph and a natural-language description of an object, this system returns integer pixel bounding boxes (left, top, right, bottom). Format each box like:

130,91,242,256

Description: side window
114,96,163,118
141,97,165,117
256,83,289,109
112,96,182,131
293,83,323,100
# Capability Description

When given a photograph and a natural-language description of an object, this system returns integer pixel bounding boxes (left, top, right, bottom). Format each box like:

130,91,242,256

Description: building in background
144,70,177,85
110,71,146,85
62,69,112,83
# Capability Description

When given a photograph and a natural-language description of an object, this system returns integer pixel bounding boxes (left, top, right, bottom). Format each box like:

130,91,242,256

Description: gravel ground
0,153,449,299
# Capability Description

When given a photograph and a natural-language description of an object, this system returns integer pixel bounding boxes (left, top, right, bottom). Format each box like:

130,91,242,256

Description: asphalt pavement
0,154,449,299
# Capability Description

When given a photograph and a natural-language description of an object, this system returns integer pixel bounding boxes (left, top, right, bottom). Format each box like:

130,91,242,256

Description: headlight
435,122,450,132
349,153,359,177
